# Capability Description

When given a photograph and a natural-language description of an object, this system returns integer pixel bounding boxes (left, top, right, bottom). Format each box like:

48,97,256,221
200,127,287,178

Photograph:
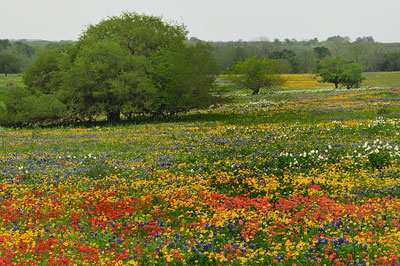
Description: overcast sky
2,0,400,42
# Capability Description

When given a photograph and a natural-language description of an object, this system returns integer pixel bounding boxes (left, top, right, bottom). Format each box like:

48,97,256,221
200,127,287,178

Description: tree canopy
339,63,365,89
1,12,217,126
63,12,216,121
229,56,286,95
315,57,364,89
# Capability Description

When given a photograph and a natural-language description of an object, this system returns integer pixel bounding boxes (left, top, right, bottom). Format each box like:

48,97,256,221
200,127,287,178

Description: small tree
339,63,365,89
230,56,286,95
315,57,346,88
315,57,364,89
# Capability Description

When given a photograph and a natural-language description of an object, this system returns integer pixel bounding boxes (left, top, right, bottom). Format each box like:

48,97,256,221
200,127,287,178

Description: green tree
315,57,346,88
326,35,350,43
0,53,21,76
380,52,400,71
28,12,216,123
315,57,364,89
230,56,286,95
65,12,216,121
339,63,365,89
354,36,375,43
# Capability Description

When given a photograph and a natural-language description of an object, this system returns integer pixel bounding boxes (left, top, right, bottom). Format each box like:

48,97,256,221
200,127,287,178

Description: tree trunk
334,82,338,88
252,87,260,95
4,72,7,77
106,111,120,122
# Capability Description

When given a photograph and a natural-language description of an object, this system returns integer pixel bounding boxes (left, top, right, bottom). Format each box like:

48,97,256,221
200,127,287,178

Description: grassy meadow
2,73,400,265
0,74,24,100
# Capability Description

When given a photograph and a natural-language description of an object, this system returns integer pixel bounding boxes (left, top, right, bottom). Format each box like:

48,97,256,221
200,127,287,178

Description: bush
0,88,67,126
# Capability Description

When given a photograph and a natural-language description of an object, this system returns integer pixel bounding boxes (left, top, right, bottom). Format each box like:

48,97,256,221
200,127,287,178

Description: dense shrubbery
0,88,66,126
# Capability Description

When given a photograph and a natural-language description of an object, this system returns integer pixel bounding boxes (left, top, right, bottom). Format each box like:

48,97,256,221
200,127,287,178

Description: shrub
0,88,67,126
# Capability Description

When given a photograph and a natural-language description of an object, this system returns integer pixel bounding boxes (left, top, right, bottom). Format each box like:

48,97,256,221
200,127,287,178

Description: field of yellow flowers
2,85,400,265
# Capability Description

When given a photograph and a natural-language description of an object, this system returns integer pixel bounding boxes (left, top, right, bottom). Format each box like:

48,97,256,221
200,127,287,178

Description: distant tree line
2,35,400,77
0,39,73,76
199,36,400,74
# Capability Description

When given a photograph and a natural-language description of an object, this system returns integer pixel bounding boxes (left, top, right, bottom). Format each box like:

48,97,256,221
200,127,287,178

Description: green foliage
11,12,216,125
0,40,10,51
229,56,286,95
315,57,364,89
0,88,66,126
65,12,216,121
313,46,331,59
149,43,217,116
63,40,155,121
23,49,67,94
315,57,346,88
79,12,187,57
340,63,365,89
368,151,391,170
15,42,35,58
380,52,400,71
0,53,21,76
206,35,400,74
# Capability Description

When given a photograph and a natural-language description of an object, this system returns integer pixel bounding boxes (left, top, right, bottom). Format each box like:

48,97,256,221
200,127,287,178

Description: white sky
2,0,400,42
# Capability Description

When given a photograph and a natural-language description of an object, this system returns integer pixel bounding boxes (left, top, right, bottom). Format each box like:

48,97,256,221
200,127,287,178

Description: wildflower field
3,77,400,265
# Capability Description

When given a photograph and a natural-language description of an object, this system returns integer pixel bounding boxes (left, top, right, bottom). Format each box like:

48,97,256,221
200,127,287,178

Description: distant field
0,74,23,99
219,72,400,92
283,71,400,90
2,72,400,95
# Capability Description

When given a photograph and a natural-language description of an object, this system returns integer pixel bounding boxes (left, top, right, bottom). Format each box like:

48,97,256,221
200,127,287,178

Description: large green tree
18,12,217,124
230,56,286,95
65,12,216,121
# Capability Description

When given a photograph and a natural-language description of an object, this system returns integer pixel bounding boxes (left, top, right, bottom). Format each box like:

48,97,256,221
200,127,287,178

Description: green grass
219,72,400,97
362,72,400,87
0,73,24,100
